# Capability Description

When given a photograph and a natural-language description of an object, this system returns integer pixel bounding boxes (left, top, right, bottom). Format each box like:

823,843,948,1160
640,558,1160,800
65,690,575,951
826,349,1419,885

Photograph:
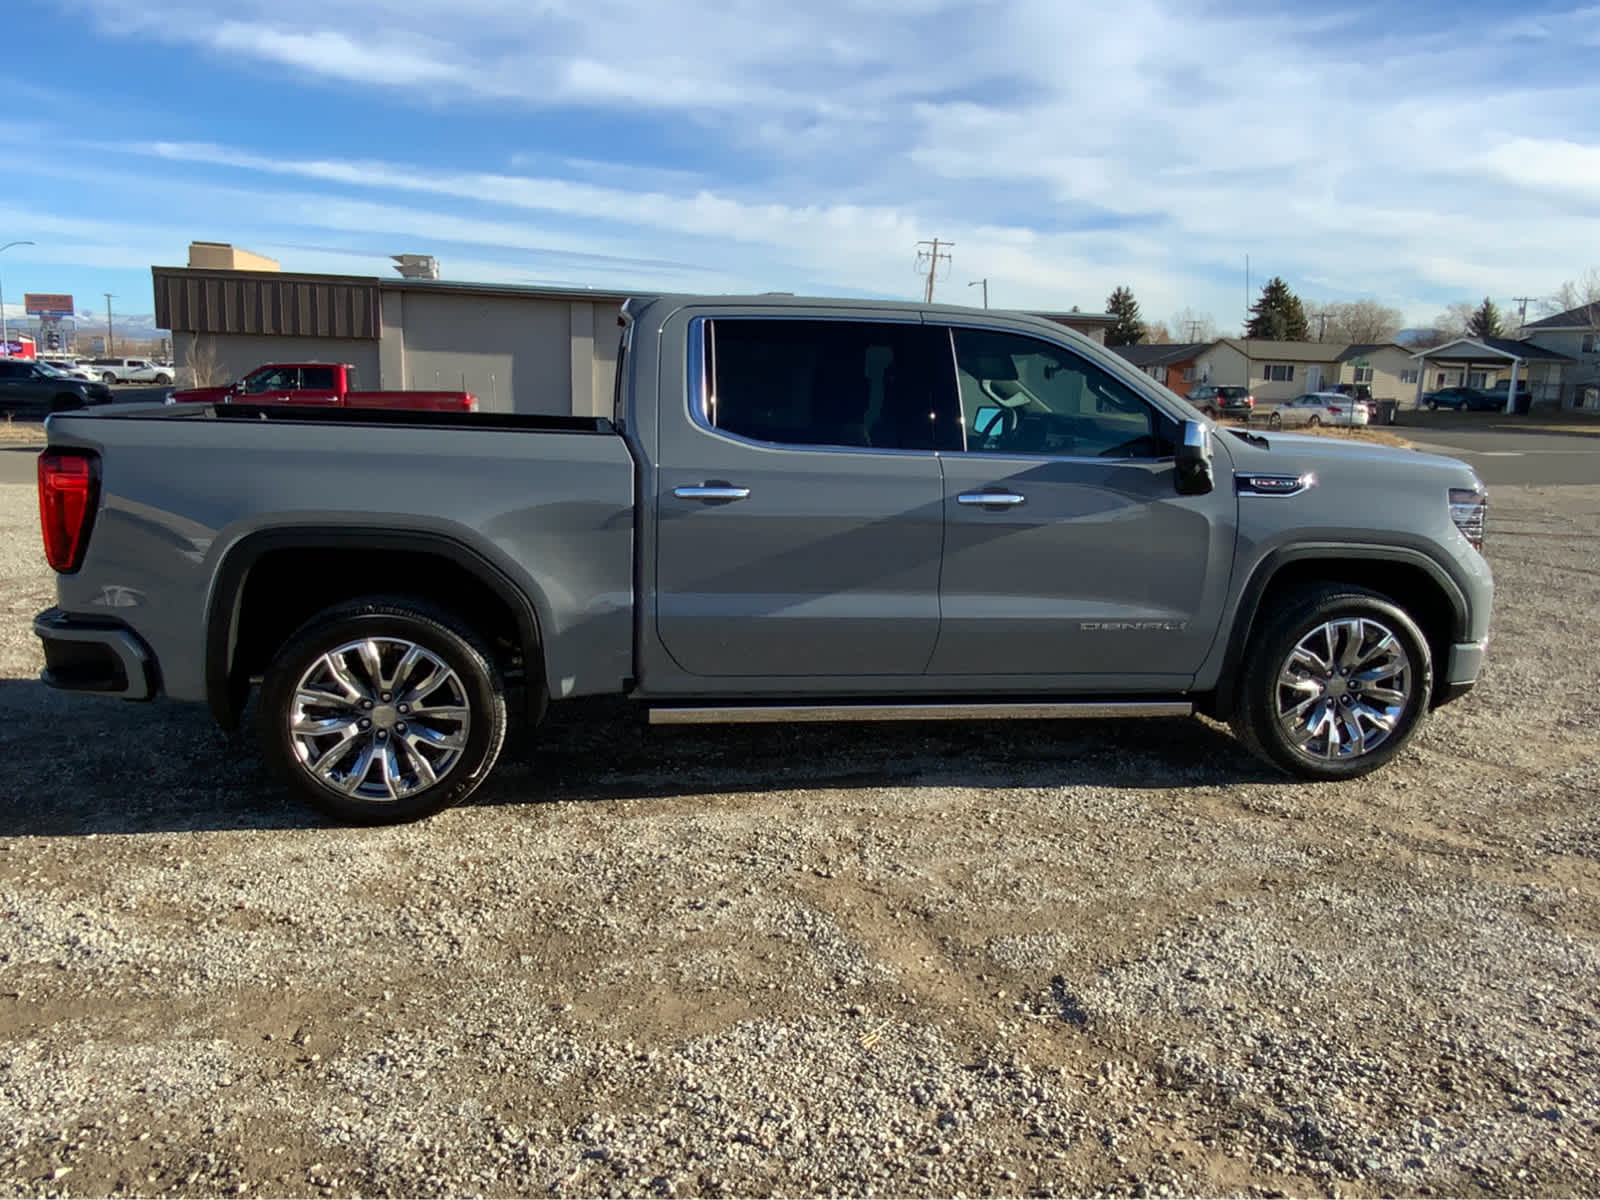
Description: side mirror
1175,419,1214,496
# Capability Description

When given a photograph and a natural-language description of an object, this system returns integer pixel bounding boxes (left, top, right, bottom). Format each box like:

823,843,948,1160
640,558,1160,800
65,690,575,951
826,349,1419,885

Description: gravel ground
1,480,1598,1198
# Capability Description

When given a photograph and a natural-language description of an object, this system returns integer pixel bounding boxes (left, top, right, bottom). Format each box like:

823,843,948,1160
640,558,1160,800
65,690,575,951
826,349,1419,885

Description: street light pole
0,240,36,358
104,293,116,356
968,278,988,308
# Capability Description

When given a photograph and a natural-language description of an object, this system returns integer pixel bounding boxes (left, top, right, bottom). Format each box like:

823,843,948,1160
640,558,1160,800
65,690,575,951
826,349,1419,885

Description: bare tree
1143,321,1173,345
1328,300,1405,344
1170,307,1217,342
1432,301,1478,339
1540,268,1600,318
185,335,223,388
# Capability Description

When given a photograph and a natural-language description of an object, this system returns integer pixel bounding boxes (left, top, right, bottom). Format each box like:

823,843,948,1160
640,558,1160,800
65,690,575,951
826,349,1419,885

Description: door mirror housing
1175,419,1214,495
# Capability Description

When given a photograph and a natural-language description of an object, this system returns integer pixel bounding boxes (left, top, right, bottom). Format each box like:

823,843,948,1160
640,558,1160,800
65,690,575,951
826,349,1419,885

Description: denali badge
1080,620,1189,632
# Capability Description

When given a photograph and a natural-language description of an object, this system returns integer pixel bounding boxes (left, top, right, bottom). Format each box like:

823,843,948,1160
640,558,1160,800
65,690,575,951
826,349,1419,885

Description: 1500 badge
1079,621,1189,632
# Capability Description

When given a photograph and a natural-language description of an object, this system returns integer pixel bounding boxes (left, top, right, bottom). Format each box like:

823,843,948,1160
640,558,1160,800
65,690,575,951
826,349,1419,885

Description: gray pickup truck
33,295,1493,822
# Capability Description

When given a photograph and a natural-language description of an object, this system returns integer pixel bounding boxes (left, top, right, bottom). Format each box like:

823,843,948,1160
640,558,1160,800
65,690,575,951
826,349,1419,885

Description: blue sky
4,0,1600,336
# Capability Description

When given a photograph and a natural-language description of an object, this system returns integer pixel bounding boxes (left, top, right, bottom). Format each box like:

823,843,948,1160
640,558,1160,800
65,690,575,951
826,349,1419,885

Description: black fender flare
204,527,545,730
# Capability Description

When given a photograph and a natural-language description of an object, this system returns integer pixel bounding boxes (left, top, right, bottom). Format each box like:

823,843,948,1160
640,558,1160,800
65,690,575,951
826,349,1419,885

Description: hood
1224,428,1469,474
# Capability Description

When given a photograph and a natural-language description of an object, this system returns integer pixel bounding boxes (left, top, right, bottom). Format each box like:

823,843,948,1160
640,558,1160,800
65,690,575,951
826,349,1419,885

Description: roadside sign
24,293,75,317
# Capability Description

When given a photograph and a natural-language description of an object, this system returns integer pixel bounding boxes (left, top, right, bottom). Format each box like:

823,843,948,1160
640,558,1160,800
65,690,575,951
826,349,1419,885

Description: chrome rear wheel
290,637,473,801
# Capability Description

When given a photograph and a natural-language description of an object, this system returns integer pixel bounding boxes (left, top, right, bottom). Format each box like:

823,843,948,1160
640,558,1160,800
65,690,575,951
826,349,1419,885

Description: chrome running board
648,700,1192,725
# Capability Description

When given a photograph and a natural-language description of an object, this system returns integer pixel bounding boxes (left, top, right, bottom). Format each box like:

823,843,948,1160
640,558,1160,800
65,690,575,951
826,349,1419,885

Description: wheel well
1208,558,1462,718
223,546,541,723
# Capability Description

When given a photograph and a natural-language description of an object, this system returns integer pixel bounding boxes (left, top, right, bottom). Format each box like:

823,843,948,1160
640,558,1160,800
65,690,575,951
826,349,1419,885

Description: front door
929,325,1236,683
1306,365,1322,392
654,317,954,679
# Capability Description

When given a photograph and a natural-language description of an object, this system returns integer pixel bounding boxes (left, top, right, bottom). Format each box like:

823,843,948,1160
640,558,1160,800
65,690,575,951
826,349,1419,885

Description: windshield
35,363,68,378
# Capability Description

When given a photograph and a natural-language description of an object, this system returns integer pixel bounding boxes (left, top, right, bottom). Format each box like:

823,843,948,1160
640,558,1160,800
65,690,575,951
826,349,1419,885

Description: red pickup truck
169,362,477,411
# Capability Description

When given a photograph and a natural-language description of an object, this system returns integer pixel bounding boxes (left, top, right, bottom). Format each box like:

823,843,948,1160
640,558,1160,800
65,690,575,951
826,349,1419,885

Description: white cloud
36,0,1600,327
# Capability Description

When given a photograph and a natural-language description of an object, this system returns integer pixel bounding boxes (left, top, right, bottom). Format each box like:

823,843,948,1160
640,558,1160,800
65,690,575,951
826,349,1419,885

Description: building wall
380,292,623,415
1335,346,1416,402
1525,329,1598,408
1198,343,1341,401
187,243,281,272
174,331,380,389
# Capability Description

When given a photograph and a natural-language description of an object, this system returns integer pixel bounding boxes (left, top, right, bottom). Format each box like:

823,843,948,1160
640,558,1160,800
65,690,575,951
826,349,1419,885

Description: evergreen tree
1104,286,1147,347
1467,297,1503,339
1245,277,1311,341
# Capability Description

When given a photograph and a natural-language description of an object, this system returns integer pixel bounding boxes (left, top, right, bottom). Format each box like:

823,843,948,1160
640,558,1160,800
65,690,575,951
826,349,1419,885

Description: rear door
928,323,1236,683
653,316,954,678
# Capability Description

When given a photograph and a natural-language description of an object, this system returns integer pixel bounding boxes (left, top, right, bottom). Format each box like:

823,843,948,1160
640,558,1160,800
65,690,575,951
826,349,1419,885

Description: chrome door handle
957,491,1026,507
674,485,751,501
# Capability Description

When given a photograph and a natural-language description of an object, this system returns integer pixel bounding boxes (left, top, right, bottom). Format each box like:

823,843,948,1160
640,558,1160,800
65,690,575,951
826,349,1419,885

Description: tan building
186,241,281,272
153,261,1119,416
1333,344,1419,402
1196,340,1346,402
1521,303,1600,408
1412,337,1571,410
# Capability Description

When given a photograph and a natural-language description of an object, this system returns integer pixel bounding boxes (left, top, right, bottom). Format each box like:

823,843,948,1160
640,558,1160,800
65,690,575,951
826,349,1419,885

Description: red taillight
38,451,100,573
1327,406,1342,414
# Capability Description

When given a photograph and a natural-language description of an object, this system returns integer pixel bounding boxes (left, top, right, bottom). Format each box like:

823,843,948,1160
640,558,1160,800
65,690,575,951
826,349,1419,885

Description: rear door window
705,319,958,451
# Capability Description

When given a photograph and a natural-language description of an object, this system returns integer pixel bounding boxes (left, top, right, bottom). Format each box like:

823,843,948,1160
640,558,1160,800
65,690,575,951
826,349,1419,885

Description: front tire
155,373,172,385
258,598,508,823
1231,585,1433,780
1268,412,1283,428
101,373,117,384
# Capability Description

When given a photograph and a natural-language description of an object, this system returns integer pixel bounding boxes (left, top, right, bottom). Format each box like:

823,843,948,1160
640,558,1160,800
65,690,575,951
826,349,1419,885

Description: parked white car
38,358,96,382
90,357,174,385
1263,391,1370,429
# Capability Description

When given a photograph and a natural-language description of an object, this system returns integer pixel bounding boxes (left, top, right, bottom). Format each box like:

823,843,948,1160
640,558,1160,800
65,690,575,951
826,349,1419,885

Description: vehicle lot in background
0,476,1598,1197
1260,391,1370,428
1186,383,1253,417
1422,385,1500,411
90,357,173,385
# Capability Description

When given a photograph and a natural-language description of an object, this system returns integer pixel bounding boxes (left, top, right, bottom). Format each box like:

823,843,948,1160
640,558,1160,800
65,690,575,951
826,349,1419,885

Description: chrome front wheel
1232,586,1434,780
1273,617,1411,760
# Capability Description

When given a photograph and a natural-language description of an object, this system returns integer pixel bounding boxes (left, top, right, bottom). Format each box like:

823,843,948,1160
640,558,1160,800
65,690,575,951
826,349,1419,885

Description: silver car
1265,391,1371,429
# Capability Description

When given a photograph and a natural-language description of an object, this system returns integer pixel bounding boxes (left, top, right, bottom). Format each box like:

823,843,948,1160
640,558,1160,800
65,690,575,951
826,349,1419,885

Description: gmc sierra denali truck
33,294,1492,823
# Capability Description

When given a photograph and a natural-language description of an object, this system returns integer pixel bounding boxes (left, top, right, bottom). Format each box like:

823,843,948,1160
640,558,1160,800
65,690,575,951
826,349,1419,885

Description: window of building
1582,333,1597,354
705,319,951,451
1353,366,1374,383
1400,368,1419,384
1181,366,1198,382
1143,366,1164,381
950,328,1162,458
1264,364,1294,382
1467,371,1488,388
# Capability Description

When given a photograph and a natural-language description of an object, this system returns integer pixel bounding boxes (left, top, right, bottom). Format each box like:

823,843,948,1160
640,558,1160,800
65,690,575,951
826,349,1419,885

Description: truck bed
41,402,638,705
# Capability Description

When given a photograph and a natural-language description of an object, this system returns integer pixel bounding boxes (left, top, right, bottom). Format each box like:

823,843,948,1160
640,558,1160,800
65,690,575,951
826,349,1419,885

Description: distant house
1108,342,1215,397
1411,337,1571,410
1520,303,1600,409
1202,340,1348,402
1334,344,1418,401
1029,309,1118,345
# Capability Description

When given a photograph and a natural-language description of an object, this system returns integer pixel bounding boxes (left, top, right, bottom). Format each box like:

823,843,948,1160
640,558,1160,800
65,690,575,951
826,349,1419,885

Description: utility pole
1185,321,1203,341
968,279,988,308
0,240,35,358
915,238,953,303
104,293,116,355
1316,312,1329,342
1512,296,1534,333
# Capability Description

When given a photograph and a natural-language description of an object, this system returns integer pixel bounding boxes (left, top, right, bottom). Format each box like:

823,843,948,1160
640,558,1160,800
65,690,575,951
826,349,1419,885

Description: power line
915,238,953,303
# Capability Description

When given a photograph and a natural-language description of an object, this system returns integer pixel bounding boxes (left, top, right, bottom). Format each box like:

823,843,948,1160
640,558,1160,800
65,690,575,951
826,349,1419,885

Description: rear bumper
33,608,158,700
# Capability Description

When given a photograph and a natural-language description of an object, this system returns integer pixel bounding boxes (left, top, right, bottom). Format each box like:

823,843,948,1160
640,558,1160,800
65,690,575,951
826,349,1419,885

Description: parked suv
90,357,174,385
1187,384,1254,418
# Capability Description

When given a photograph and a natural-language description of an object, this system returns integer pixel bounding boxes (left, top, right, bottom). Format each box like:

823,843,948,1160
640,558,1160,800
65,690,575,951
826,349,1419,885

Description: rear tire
1307,414,1321,427
258,598,508,824
1231,585,1433,781
1268,412,1283,428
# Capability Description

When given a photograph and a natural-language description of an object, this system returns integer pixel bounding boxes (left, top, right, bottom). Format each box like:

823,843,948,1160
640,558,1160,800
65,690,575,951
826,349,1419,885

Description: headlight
1449,485,1486,551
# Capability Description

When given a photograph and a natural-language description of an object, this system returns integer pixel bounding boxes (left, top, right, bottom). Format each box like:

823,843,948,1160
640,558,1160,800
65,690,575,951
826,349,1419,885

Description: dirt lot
1,479,1598,1198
